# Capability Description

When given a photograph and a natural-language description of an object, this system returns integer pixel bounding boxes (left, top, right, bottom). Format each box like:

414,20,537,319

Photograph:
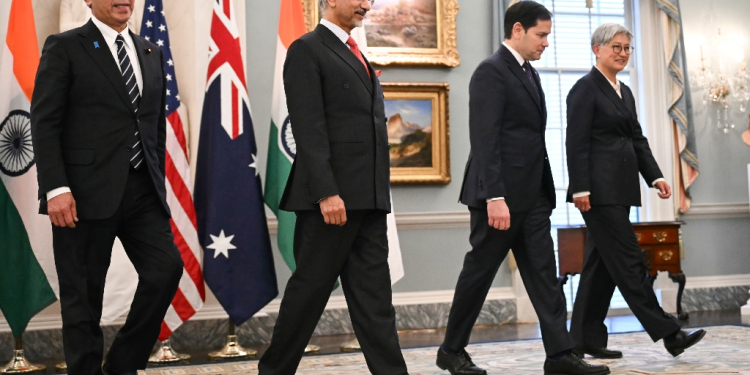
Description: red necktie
346,37,371,79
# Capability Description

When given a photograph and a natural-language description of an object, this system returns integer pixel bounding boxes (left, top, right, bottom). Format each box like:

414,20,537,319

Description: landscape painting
301,0,460,66
386,99,433,168
381,82,450,185
365,0,438,49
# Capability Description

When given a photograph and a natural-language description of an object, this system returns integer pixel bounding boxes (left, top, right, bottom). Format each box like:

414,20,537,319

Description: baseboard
685,274,750,289
0,287,515,333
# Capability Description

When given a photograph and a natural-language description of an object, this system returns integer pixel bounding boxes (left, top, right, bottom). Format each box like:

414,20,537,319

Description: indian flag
0,0,58,339
265,0,404,284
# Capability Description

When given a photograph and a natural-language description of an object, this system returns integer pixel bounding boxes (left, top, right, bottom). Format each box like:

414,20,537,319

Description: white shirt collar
502,41,526,67
91,14,134,50
320,19,350,45
594,65,621,96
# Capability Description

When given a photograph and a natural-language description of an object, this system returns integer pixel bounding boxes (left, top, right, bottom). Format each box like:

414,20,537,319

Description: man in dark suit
566,23,705,360
257,1,407,374
436,2,608,375
30,1,183,374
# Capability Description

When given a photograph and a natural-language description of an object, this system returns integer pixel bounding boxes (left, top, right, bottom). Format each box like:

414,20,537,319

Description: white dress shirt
572,66,664,199
47,15,144,201
486,43,532,203
320,19,352,48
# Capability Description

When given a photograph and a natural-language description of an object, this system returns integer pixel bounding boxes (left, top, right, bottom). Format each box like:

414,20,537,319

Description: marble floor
26,308,748,372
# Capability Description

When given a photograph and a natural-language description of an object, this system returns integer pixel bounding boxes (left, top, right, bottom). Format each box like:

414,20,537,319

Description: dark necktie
346,37,371,79
115,34,144,169
523,61,540,101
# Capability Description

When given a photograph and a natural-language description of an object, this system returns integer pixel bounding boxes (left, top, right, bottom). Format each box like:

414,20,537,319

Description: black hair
504,1,552,40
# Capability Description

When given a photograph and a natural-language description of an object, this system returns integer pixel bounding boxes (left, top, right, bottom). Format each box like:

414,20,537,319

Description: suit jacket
565,67,662,206
279,24,390,212
31,20,169,220
459,46,555,212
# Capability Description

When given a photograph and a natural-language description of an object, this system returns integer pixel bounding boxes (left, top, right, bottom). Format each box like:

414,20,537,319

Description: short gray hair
319,0,328,10
591,23,633,47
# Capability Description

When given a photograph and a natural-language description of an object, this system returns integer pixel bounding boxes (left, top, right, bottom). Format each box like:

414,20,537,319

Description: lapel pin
93,41,100,48
145,48,152,54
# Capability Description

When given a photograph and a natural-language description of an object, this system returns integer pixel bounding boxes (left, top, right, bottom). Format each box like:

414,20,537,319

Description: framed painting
302,0,460,67
381,82,450,185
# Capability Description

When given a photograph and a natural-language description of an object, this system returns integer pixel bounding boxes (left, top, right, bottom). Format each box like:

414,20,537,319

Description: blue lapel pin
94,41,100,49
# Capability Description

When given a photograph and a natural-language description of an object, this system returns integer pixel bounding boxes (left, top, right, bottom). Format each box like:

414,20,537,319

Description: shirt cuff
486,197,504,202
47,187,71,201
572,191,591,198
652,178,666,187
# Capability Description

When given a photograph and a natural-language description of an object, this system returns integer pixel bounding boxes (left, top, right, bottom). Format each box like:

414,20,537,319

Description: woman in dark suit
565,23,705,360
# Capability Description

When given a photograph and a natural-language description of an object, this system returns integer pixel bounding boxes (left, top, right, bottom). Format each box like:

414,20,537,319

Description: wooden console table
557,221,688,320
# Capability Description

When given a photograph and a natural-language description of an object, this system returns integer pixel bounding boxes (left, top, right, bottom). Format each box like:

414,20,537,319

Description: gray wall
679,0,750,277
245,0,511,297
246,0,750,297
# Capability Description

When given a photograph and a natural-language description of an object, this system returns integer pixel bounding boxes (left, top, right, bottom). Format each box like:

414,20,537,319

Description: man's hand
655,180,672,199
573,195,591,212
320,195,347,226
48,192,78,228
487,199,511,230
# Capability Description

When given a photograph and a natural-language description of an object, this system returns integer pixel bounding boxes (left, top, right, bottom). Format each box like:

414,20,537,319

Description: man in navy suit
31,1,183,374
436,2,609,375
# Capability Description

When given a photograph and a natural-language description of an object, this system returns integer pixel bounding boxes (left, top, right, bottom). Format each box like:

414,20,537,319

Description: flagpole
0,337,46,373
207,320,257,360
148,339,191,364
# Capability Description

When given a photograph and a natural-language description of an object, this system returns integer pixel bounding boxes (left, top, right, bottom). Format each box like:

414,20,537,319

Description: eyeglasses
610,44,634,55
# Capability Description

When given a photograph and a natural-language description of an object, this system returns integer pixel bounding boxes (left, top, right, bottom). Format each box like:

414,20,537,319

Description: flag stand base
148,340,190,364
54,362,66,372
1,350,46,374
340,339,361,352
304,345,321,354
208,335,256,360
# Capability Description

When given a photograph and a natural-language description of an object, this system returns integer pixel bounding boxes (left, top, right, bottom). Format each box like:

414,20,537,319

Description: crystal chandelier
693,28,750,133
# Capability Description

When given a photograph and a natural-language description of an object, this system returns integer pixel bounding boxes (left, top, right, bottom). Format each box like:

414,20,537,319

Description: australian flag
194,0,278,326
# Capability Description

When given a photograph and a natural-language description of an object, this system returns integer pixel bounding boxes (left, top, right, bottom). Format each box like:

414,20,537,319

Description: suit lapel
501,46,542,114
131,32,153,111
590,67,631,119
78,20,135,114
317,25,373,94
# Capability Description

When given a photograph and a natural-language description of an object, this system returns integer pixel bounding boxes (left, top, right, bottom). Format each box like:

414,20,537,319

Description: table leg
668,273,689,320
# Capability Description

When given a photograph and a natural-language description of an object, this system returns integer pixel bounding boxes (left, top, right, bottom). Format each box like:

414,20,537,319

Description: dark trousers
258,210,408,375
443,196,573,356
52,167,183,375
570,205,681,348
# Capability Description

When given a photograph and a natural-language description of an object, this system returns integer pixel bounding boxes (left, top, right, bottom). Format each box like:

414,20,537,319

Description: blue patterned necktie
523,61,540,101
115,34,144,169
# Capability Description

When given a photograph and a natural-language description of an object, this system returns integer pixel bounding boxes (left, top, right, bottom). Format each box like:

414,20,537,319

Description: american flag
140,0,205,340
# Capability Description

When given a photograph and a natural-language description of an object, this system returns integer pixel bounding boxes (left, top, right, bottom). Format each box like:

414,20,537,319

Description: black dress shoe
436,347,487,375
543,353,610,375
572,346,623,359
663,329,707,357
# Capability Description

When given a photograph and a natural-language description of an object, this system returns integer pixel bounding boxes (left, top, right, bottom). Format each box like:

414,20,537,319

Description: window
533,0,638,310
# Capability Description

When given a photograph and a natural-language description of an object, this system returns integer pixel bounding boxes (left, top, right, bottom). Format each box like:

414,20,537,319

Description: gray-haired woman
565,23,705,359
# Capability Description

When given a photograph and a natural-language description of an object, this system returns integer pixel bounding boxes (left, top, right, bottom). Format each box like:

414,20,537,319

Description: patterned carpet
145,326,750,375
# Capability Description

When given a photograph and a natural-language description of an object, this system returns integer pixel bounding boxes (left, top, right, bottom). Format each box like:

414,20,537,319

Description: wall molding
265,202,750,234
681,203,750,220
267,211,471,233
0,287,514,333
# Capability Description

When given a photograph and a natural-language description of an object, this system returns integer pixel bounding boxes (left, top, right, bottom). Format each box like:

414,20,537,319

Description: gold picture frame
302,0,460,67
382,82,450,185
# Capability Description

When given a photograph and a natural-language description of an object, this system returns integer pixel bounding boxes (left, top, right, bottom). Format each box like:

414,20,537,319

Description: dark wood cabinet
557,221,688,320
